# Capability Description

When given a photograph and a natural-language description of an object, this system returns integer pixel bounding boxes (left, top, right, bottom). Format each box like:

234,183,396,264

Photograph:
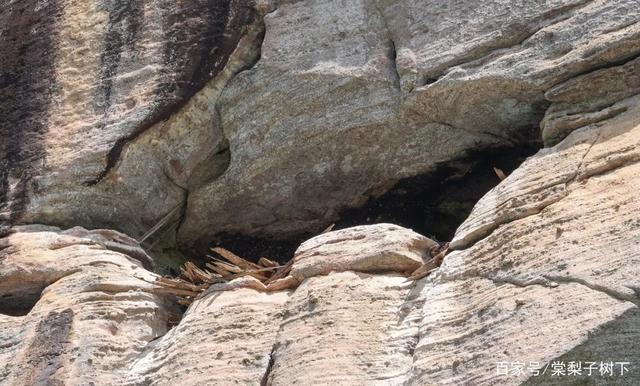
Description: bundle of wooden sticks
154,247,292,306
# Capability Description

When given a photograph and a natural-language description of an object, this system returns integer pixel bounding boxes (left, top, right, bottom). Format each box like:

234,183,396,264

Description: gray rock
2,2,640,383
2,0,639,252
0,0,254,239
179,0,640,247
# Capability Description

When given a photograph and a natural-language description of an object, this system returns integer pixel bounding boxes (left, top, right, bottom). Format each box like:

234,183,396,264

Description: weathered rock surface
127,288,290,385
415,92,640,383
2,0,640,385
0,226,174,385
3,0,639,252
1,223,435,385
0,0,255,239
4,124,640,382
266,223,437,290
180,0,640,246
133,98,640,385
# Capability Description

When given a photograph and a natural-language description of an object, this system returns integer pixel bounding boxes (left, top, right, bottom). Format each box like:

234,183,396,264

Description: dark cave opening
0,287,44,317
192,143,540,267
334,144,539,243
205,232,303,267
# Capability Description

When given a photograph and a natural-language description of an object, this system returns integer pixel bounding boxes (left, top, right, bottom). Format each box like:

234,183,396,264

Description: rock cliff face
1,0,640,385
0,0,254,237
180,0,640,246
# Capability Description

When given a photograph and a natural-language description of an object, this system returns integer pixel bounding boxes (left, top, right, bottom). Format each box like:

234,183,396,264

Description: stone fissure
172,9,268,249
543,275,640,305
388,40,401,92
547,49,640,92
372,1,401,92
260,343,277,386
404,278,433,381
478,272,638,305
209,11,268,155
569,129,601,182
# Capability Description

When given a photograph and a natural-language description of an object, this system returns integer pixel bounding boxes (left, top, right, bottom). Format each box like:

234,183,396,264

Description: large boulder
0,223,436,385
3,0,639,252
134,101,640,383
415,89,640,383
0,225,174,385
180,0,640,246
4,127,640,383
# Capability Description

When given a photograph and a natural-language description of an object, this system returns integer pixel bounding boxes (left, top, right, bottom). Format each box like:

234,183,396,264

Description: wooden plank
265,258,294,284
211,247,261,270
138,204,182,244
258,257,278,268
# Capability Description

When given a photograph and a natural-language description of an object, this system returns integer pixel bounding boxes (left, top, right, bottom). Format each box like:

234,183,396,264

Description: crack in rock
477,272,639,306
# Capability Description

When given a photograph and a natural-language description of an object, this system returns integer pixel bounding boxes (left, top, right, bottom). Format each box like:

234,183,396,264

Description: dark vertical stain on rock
86,0,254,185
0,161,7,211
0,0,62,225
22,309,74,385
8,171,34,224
159,0,249,102
97,0,144,113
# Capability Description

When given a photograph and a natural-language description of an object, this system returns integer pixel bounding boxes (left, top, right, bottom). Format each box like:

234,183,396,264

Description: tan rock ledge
208,223,440,293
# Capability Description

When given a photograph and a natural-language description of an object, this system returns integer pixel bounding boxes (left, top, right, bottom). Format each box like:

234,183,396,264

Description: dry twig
154,246,289,311
407,242,450,281
493,167,507,181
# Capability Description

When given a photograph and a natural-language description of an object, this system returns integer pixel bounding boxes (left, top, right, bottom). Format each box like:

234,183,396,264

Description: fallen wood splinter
408,242,450,281
155,246,289,310
493,166,507,181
